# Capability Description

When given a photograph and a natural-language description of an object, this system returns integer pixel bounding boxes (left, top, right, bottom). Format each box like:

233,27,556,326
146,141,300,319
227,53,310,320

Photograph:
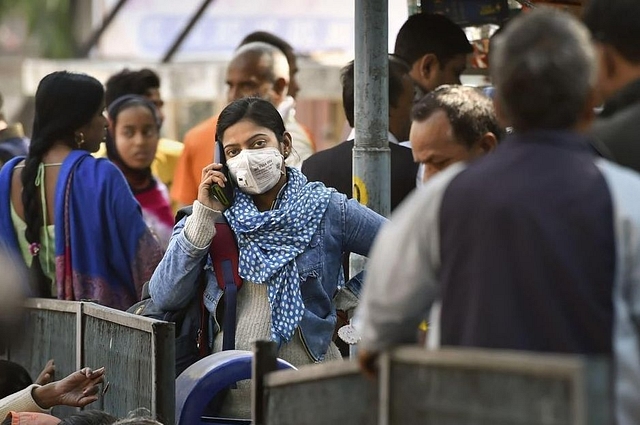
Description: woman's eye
254,139,267,147
226,149,238,157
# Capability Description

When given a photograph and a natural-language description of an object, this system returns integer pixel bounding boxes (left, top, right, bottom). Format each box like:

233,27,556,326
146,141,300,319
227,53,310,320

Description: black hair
340,56,411,128
239,31,297,71
412,85,502,148
0,360,33,398
394,13,473,67
105,94,162,179
105,69,161,107
216,97,286,145
584,0,640,64
112,407,163,424
22,71,103,296
58,410,117,425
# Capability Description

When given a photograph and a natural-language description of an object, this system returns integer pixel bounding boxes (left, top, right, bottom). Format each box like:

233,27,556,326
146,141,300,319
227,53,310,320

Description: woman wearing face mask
149,98,385,404
106,95,174,248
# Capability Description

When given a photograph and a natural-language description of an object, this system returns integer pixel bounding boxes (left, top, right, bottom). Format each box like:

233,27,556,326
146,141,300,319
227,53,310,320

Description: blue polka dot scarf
224,167,333,344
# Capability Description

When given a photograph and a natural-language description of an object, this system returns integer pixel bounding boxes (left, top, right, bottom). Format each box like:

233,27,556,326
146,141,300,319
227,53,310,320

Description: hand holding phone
208,163,233,208
200,141,234,210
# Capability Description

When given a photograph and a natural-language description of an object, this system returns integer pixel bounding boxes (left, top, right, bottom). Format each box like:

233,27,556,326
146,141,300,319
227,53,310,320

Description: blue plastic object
175,350,296,425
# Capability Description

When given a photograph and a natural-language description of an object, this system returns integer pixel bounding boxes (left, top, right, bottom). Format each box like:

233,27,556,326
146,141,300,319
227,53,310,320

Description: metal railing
256,345,611,425
4,299,175,424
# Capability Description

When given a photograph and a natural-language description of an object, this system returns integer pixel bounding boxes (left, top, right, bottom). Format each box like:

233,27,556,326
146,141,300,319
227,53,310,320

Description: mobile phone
209,141,234,208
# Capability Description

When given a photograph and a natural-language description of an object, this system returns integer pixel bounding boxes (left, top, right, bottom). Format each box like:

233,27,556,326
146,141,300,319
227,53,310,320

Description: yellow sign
353,176,369,206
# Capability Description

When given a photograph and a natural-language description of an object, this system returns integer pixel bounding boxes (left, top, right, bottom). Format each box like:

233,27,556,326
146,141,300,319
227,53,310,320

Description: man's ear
418,54,440,90
600,44,618,81
273,77,288,97
492,97,511,130
576,87,598,133
476,132,498,154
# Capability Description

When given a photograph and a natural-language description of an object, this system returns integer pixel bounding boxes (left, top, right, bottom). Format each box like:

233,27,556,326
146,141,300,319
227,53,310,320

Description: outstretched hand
35,359,55,385
33,367,106,409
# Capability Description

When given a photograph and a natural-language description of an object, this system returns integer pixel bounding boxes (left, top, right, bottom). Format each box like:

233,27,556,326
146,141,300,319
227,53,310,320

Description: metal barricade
257,346,611,425
5,299,175,424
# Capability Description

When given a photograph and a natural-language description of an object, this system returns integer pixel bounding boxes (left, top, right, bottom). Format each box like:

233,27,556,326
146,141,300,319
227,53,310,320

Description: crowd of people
1,0,640,422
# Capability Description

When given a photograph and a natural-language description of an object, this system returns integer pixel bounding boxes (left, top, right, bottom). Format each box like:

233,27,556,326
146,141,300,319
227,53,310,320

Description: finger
201,163,223,178
81,366,105,379
204,172,227,188
205,169,227,182
89,367,106,378
77,396,99,407
82,384,101,397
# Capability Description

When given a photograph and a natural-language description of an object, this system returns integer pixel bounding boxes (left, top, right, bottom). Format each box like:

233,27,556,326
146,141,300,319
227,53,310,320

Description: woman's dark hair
0,360,33,398
216,97,286,145
104,94,160,189
58,410,117,425
21,71,103,296
105,94,160,176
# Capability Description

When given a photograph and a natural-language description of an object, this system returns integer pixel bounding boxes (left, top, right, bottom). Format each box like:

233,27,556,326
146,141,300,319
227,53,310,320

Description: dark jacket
591,78,640,172
301,139,418,212
0,124,29,165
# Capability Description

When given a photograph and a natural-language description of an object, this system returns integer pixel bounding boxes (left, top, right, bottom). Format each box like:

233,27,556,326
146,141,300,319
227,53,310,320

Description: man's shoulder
389,142,417,164
183,115,218,146
592,103,640,167
596,158,640,221
596,158,640,190
302,140,353,169
286,117,312,141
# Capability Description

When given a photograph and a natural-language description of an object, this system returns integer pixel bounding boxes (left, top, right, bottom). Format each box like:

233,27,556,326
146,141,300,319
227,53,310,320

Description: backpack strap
209,214,242,351
196,271,209,357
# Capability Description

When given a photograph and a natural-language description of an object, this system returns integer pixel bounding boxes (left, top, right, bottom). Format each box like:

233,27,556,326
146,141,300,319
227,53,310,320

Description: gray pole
353,0,390,218
349,0,389,314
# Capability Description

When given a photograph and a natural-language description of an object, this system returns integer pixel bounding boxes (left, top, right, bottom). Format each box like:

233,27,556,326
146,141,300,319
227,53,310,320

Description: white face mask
226,147,285,195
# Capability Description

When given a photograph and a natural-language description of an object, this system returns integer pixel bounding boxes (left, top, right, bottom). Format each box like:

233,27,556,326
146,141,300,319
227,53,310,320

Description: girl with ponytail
0,71,163,310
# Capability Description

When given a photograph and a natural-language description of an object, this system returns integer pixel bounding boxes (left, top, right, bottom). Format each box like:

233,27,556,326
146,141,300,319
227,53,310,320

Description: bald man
171,42,314,206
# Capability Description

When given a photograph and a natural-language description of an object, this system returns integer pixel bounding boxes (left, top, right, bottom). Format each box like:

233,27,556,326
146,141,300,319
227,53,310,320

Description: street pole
353,0,390,219
350,0,389,358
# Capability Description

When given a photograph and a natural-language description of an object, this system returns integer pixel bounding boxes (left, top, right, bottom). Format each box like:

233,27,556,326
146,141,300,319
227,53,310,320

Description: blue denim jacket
149,192,386,362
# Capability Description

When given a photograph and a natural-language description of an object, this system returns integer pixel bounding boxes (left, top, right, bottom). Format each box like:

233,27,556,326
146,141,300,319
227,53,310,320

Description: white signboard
95,0,408,61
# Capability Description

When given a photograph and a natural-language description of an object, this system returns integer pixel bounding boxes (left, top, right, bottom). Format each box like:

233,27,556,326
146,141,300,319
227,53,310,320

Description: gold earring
75,132,85,149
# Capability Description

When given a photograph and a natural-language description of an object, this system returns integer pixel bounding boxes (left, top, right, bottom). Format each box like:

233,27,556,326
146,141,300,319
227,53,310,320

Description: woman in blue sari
0,71,162,310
